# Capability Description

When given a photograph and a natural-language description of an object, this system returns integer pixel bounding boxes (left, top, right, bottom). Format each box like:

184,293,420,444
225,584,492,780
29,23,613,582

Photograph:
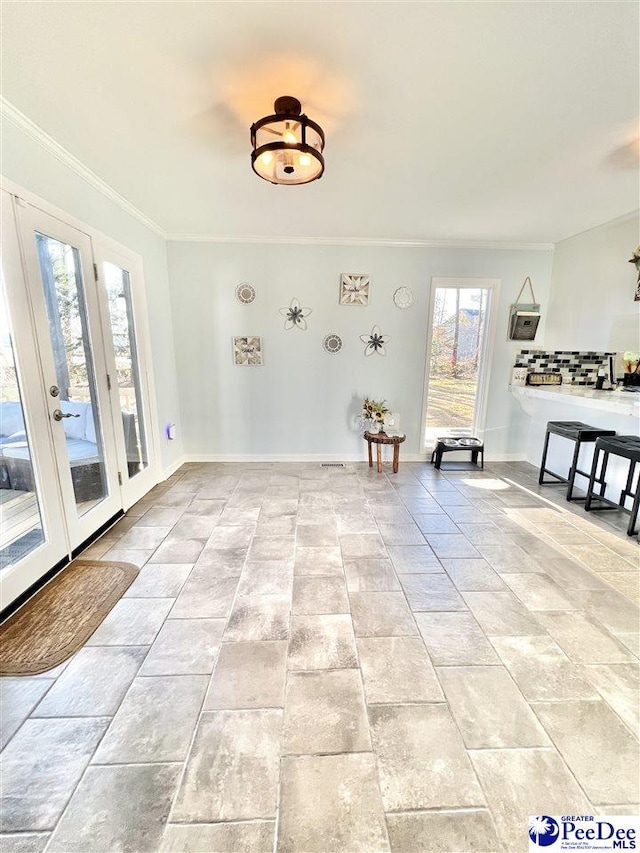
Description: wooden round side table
364,431,406,474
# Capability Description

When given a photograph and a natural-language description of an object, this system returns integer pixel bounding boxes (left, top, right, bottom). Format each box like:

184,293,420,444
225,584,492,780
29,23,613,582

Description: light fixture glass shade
251,96,325,185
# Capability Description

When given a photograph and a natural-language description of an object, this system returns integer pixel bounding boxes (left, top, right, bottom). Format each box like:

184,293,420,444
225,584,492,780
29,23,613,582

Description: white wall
1,121,183,473
167,241,554,460
544,212,640,353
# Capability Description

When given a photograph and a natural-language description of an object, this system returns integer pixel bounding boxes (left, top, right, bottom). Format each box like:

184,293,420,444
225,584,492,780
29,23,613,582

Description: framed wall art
233,336,263,366
340,274,370,306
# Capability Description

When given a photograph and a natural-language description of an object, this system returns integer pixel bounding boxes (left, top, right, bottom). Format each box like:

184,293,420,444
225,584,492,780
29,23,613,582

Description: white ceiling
2,1,638,243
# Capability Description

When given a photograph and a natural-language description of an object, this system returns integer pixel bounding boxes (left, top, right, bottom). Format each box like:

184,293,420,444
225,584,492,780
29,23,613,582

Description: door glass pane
35,233,107,515
425,287,488,439
103,262,148,478
0,282,45,568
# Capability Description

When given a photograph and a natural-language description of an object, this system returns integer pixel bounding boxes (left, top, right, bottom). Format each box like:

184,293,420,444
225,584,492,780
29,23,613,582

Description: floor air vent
321,462,346,468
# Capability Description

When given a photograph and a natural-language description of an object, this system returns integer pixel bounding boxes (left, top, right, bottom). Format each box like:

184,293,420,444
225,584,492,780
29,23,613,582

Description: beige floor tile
470,748,591,850
398,573,467,611
150,537,205,563
0,832,50,852
46,764,180,853
86,598,173,646
476,542,543,572
140,618,225,675
225,594,290,641
350,592,418,637
283,669,371,754
296,523,339,547
31,646,146,717
600,572,640,603
247,535,295,562
294,546,343,576
462,591,547,636
386,545,443,573
117,525,172,550
537,611,636,663
436,665,550,748
170,571,239,618
237,560,293,595
0,680,55,749
193,545,247,577
278,754,390,853
532,700,640,804
340,533,388,559
501,572,580,610
344,558,401,591
378,522,426,546
386,809,501,853
357,636,444,703
0,718,109,832
205,640,287,709
490,635,600,701
288,614,358,669
415,612,500,665
92,675,207,763
160,821,275,853
368,704,485,811
207,524,255,550
424,534,480,559
292,576,350,614
569,588,640,635
171,709,282,822
582,663,640,733
441,558,506,591
124,563,192,598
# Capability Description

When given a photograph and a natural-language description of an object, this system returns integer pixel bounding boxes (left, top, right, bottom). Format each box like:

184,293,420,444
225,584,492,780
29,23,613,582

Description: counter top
511,384,640,417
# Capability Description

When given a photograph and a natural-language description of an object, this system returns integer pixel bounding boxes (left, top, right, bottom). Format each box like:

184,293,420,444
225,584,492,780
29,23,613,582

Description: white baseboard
161,454,187,480
179,452,526,464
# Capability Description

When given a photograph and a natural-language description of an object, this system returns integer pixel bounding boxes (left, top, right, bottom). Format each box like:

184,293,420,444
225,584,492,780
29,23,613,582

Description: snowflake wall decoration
340,274,370,306
360,325,389,357
279,297,312,331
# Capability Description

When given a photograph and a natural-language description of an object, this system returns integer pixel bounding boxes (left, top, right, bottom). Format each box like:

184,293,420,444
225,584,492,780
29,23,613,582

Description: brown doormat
0,559,138,675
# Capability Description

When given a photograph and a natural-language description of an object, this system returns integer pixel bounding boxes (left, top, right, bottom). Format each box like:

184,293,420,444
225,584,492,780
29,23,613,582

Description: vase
377,422,386,434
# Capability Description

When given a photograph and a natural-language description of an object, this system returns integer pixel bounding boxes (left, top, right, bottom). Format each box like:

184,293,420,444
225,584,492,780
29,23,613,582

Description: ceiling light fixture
250,95,325,185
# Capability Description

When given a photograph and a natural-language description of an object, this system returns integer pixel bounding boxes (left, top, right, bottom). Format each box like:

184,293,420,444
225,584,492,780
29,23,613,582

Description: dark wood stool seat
538,420,616,501
430,437,484,470
584,435,640,536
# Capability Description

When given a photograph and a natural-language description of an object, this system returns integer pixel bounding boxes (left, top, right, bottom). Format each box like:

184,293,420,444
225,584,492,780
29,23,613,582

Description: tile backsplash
514,350,616,386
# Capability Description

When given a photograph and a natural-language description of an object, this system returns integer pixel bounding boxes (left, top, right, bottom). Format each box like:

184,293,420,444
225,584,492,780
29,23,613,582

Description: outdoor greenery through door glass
425,287,487,436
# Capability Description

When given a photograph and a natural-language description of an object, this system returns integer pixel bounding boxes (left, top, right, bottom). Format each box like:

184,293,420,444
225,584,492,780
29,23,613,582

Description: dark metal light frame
250,96,325,185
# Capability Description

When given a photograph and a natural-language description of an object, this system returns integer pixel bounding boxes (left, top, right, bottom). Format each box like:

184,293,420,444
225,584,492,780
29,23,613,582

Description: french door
0,189,157,608
422,277,499,447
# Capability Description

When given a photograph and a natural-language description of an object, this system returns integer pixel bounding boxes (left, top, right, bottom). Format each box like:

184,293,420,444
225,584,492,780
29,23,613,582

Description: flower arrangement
360,397,389,433
622,351,640,373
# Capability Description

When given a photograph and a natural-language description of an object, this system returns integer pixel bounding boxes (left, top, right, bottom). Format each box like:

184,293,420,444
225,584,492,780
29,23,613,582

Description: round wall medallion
236,282,256,304
323,333,343,354
393,286,414,309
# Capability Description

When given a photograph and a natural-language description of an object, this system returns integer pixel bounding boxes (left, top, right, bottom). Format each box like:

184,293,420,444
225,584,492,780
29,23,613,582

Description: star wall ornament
340,274,370,306
280,297,312,330
360,325,389,357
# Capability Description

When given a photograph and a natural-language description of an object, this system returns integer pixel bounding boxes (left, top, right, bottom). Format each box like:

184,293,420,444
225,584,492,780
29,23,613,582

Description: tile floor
1,460,639,852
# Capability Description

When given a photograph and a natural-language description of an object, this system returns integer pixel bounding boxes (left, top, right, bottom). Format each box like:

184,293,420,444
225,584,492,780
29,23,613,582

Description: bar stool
538,421,616,501
585,435,640,536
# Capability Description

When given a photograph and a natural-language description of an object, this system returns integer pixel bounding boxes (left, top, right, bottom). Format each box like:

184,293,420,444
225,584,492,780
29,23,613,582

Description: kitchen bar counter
512,383,639,502
511,384,640,418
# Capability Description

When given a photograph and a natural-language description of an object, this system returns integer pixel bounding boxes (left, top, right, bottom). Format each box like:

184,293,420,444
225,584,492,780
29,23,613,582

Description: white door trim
420,276,501,451
92,238,161,508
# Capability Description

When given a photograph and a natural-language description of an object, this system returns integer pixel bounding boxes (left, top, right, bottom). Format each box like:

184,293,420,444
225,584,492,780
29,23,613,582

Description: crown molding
0,96,166,238
166,233,555,251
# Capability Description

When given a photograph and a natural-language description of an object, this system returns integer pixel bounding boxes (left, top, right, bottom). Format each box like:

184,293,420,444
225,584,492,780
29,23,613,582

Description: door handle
53,409,81,421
